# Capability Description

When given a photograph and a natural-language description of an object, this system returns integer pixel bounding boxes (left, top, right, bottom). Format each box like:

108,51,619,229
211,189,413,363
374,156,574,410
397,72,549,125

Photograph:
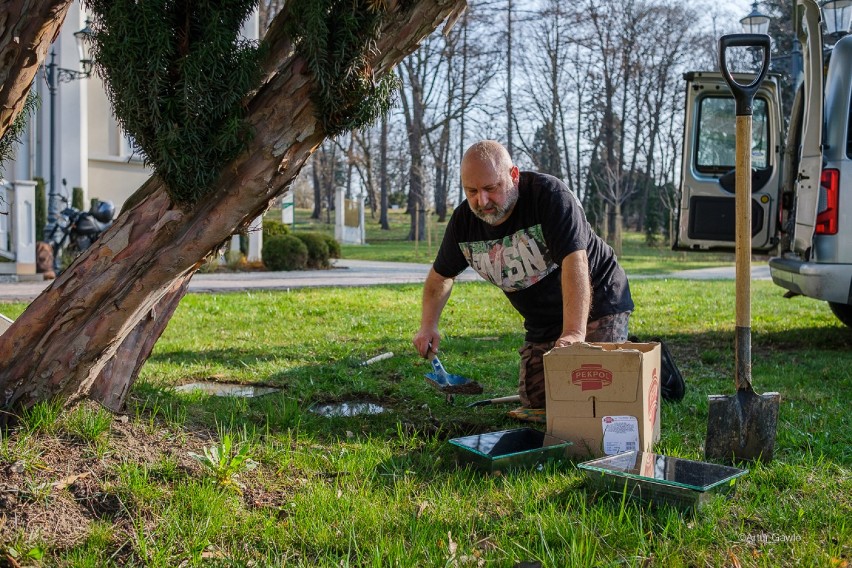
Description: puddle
310,402,386,417
173,382,281,398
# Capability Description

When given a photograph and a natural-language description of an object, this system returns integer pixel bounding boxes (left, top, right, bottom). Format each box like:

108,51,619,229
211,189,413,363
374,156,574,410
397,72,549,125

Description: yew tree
0,0,466,418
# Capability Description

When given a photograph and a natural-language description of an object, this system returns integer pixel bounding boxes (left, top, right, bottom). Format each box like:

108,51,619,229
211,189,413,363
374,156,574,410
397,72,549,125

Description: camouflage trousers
517,312,631,409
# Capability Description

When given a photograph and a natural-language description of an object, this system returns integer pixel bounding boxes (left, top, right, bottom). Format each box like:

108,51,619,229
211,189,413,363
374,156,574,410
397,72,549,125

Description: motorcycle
46,196,116,273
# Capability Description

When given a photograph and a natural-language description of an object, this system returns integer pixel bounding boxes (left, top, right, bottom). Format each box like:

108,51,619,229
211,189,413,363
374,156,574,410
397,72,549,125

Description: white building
3,2,262,268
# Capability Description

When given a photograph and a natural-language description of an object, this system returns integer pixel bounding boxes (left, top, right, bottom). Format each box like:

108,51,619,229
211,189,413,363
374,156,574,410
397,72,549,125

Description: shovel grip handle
719,34,771,116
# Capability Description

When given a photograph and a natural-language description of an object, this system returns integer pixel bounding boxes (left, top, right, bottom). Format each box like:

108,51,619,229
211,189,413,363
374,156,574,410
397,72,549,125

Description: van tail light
816,168,839,235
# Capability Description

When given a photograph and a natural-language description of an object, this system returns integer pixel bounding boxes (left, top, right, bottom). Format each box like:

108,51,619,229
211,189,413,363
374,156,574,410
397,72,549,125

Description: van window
695,95,769,174
847,89,852,158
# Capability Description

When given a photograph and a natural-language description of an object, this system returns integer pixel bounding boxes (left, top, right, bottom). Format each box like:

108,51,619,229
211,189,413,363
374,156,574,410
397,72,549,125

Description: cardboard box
543,342,661,459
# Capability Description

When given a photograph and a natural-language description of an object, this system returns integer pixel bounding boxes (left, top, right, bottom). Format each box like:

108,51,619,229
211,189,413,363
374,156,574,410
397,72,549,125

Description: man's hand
414,268,455,359
413,328,440,359
554,332,584,348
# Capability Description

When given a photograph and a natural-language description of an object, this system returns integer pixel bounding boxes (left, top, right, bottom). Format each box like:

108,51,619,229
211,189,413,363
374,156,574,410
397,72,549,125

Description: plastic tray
448,427,572,474
578,451,748,511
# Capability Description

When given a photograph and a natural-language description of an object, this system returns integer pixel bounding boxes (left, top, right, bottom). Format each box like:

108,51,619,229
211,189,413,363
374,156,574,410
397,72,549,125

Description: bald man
413,140,634,409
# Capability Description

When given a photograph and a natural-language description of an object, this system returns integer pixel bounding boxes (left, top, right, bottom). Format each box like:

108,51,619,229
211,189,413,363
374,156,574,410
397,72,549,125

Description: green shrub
263,219,291,239
263,235,307,271
72,187,85,211
34,177,46,241
295,232,330,268
322,234,341,259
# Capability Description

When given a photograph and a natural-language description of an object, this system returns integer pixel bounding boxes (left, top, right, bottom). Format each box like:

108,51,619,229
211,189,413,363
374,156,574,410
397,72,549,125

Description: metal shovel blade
705,388,781,463
424,354,483,395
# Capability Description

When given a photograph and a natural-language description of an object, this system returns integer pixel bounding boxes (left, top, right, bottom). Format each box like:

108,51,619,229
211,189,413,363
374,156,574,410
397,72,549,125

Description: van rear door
674,71,782,252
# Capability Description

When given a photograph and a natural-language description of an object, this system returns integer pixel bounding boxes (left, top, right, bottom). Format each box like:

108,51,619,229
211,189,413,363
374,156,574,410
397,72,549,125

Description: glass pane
449,428,569,458
696,96,769,174
577,451,748,491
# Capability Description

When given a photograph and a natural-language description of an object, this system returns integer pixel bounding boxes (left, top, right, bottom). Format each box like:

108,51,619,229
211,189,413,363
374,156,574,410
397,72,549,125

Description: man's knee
518,341,553,408
585,311,631,343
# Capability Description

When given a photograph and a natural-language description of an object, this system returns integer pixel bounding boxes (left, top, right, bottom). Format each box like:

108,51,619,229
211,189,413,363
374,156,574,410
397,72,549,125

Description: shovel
705,34,781,464
424,344,483,395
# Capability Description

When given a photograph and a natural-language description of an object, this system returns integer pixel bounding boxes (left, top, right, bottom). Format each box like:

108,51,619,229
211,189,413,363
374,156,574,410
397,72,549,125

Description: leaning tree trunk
88,273,191,410
0,0,467,416
0,0,73,140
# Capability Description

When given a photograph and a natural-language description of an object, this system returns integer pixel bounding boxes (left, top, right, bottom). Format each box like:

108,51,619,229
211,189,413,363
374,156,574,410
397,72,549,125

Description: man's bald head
461,140,514,176
460,140,519,226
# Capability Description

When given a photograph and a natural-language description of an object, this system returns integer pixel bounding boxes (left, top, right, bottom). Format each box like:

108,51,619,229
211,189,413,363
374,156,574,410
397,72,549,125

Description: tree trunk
613,201,623,258
379,114,390,230
400,59,427,242
311,157,322,219
0,0,72,140
88,273,191,411
0,0,467,416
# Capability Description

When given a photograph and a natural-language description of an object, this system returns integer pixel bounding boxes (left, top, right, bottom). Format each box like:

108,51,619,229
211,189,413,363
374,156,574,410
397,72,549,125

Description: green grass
281,207,737,273
1,278,850,565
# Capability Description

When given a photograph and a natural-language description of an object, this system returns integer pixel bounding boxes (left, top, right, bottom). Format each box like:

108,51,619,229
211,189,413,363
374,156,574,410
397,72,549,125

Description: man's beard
471,184,519,225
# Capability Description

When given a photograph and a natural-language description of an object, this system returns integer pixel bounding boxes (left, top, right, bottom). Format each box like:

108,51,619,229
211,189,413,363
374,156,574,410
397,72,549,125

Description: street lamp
739,2,804,98
43,20,94,241
821,0,852,39
740,2,771,35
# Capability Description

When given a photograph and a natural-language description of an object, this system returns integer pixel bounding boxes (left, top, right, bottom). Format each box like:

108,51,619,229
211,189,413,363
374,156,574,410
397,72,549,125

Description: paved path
0,259,770,303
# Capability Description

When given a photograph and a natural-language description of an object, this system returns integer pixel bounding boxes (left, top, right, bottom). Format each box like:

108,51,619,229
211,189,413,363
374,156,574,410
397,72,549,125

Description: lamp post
739,2,803,101
740,1,771,35
43,20,93,241
822,0,852,38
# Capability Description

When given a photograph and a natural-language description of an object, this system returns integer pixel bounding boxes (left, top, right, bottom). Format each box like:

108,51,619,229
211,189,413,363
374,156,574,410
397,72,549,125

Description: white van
675,0,852,327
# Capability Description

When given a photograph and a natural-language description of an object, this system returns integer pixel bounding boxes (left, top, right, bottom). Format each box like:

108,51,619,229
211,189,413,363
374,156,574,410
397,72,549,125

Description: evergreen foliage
263,219,291,239
322,233,341,259
294,231,330,268
282,0,409,136
72,187,85,211
0,91,39,173
85,0,262,205
263,235,308,271
34,177,46,242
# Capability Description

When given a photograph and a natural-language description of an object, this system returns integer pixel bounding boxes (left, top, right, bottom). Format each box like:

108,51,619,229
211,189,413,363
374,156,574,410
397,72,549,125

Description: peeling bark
0,0,467,415
88,274,191,411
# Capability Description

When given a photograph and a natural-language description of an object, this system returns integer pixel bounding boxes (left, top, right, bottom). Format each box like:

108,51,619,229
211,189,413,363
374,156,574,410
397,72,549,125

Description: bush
263,235,307,271
34,177,46,241
321,234,341,259
263,219,290,239
294,232,330,268
72,187,85,211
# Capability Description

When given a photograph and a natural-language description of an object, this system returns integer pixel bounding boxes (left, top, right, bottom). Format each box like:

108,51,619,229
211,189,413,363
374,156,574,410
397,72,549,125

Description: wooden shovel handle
735,114,753,391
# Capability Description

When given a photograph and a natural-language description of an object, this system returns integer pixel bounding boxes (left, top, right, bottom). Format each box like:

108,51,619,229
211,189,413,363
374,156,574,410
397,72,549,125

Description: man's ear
510,165,519,183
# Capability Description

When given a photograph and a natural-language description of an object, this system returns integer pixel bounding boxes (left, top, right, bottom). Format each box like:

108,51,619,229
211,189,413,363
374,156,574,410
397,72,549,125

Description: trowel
424,345,483,395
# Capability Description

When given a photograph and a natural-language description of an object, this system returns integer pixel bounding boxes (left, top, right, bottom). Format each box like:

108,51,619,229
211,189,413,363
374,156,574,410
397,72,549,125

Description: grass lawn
282,207,739,274
0,278,849,566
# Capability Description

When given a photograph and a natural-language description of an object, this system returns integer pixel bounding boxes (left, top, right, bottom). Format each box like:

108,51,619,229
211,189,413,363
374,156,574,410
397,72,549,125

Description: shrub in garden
295,232,330,268
322,234,341,259
263,219,291,239
263,235,307,271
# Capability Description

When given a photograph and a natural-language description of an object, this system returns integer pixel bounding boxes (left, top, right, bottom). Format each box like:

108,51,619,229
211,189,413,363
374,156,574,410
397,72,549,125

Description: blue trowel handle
427,342,449,380
431,356,448,378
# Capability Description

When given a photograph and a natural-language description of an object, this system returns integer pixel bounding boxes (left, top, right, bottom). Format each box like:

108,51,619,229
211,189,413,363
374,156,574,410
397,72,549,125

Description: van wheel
828,302,852,327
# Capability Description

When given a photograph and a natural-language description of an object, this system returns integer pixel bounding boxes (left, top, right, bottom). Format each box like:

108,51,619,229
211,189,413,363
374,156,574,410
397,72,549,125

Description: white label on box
601,415,640,455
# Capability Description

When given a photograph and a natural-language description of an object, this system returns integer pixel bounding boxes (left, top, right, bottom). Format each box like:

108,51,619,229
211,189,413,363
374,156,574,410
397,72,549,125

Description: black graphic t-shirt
433,171,633,342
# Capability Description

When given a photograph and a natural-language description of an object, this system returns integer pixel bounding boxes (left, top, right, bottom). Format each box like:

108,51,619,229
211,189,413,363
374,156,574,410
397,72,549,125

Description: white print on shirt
459,224,557,292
